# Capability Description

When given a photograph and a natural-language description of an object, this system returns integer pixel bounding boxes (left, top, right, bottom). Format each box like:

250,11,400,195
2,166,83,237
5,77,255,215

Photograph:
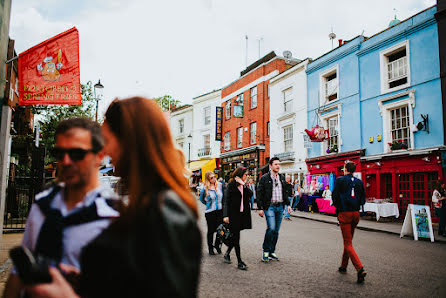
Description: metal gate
3,177,35,231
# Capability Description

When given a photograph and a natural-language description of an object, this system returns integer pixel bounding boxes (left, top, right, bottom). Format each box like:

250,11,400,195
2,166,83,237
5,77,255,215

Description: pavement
0,233,23,295
289,210,446,243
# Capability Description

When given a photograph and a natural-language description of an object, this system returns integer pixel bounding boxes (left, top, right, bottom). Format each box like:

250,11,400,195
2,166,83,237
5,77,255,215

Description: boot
208,246,215,255
214,239,222,254
224,250,231,264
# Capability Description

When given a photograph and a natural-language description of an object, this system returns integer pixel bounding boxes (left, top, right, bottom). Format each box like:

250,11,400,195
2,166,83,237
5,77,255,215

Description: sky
9,0,436,118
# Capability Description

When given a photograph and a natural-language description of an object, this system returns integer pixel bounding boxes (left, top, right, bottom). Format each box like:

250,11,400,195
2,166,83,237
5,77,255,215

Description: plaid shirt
270,170,283,203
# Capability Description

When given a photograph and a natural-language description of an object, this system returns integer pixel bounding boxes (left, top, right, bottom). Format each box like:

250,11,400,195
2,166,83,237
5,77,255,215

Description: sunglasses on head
51,147,96,161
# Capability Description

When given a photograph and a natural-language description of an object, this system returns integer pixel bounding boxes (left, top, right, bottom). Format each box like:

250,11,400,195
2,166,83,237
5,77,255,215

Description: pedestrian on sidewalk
432,180,446,237
292,179,301,211
222,167,253,270
199,171,224,255
247,178,256,210
26,97,201,298
283,175,294,221
332,161,367,284
322,185,333,205
257,157,291,262
3,117,120,298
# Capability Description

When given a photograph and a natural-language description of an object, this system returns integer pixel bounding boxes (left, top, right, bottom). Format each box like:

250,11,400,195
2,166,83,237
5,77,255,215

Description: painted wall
192,90,222,160
359,6,442,155
269,60,309,175
170,106,194,161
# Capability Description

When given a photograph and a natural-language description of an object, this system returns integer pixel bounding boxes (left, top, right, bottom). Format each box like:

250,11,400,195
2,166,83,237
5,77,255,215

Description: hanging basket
305,125,329,142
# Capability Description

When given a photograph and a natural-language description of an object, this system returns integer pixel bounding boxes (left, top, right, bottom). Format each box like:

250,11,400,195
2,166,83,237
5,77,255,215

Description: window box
326,145,338,154
387,140,408,150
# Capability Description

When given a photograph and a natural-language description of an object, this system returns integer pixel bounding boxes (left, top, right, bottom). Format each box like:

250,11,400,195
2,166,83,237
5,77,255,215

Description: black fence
3,177,36,232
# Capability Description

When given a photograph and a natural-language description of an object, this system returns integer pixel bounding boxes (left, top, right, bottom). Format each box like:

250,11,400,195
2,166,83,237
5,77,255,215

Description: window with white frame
237,127,243,148
250,122,256,144
327,116,339,149
324,71,337,102
224,132,231,151
283,88,293,113
203,134,210,148
204,106,211,125
250,86,257,109
283,125,293,152
178,119,184,134
235,93,243,105
380,41,410,93
390,105,410,146
225,100,231,119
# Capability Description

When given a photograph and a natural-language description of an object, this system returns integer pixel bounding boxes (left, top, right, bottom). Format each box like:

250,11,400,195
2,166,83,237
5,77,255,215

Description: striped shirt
270,171,283,203
199,183,224,213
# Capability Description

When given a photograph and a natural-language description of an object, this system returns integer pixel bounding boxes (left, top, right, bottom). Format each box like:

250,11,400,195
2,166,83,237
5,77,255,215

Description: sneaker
269,253,279,261
357,267,367,284
262,252,270,262
224,253,231,264
338,267,347,274
237,261,248,270
284,217,292,221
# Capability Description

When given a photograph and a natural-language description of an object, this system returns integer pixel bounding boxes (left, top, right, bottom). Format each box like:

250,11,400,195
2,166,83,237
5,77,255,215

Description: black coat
223,181,253,232
79,190,201,298
332,174,366,213
256,172,291,210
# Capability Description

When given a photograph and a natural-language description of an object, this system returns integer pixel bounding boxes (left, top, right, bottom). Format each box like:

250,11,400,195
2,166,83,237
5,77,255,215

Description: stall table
363,202,399,221
315,198,336,215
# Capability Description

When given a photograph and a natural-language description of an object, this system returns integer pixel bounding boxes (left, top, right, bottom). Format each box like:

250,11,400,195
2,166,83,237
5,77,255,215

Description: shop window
380,173,393,200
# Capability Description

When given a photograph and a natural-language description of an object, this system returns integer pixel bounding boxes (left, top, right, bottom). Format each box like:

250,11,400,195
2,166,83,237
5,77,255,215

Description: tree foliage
33,81,96,153
153,95,181,112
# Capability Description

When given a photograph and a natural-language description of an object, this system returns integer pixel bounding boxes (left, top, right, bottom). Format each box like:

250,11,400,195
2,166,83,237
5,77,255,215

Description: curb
290,213,446,244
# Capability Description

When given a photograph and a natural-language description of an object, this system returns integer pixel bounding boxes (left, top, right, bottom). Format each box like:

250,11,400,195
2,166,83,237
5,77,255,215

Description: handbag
216,223,233,246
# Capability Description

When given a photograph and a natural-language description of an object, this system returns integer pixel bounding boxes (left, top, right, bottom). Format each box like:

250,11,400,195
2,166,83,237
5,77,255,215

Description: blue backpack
339,176,363,212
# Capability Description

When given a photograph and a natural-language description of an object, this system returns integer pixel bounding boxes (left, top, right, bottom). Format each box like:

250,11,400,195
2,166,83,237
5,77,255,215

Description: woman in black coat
223,167,252,270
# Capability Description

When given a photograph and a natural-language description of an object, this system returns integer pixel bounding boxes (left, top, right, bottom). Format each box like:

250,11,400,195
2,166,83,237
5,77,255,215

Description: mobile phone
9,246,52,285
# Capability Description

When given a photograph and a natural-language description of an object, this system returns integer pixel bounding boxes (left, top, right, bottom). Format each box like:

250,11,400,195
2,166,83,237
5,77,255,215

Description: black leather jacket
79,190,202,298
256,172,290,210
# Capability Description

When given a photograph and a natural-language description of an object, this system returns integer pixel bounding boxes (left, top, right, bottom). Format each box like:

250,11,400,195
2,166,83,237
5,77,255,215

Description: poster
400,204,434,242
18,27,81,105
233,105,243,118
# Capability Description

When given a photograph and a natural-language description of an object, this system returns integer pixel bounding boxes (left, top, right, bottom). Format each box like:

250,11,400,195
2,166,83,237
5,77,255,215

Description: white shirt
19,183,119,269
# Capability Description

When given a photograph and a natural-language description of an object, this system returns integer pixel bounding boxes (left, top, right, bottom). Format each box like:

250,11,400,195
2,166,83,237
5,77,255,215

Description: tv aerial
329,27,336,49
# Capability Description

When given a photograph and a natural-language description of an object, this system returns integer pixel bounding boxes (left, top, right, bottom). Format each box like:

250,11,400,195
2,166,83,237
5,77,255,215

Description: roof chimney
338,39,343,47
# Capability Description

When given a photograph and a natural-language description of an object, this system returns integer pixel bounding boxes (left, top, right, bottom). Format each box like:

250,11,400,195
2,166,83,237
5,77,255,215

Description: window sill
381,83,410,96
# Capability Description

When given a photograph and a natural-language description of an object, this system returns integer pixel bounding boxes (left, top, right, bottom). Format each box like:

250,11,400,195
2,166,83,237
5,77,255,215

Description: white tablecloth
363,202,400,221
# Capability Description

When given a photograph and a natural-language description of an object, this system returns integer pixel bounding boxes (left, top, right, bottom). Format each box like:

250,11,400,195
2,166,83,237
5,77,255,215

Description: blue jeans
250,195,254,209
435,208,445,235
284,197,293,218
292,195,300,209
263,205,284,253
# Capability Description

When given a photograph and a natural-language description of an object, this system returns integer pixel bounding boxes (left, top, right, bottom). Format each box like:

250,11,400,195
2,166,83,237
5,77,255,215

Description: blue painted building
305,5,443,218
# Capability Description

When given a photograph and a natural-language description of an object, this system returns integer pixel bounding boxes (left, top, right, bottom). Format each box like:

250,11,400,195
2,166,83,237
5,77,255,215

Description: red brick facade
220,53,295,179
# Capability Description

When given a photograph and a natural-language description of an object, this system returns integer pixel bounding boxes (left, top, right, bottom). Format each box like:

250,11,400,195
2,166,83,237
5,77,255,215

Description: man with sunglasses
4,117,119,298
256,157,292,263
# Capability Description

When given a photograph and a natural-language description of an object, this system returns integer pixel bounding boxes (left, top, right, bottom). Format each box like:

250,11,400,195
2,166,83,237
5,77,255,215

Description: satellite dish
283,50,292,59
329,32,336,40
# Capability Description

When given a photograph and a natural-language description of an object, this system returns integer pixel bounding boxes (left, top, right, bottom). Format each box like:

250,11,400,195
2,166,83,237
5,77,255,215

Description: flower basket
326,145,338,154
388,140,408,150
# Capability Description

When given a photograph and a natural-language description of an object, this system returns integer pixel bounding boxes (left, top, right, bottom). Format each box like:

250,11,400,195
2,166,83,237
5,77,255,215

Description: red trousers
338,211,363,271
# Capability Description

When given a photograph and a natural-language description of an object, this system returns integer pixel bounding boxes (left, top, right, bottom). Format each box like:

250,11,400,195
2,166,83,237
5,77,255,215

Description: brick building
220,51,300,181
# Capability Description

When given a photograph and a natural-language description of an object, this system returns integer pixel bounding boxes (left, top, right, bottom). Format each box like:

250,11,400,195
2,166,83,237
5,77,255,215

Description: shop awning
200,159,217,181
188,159,212,172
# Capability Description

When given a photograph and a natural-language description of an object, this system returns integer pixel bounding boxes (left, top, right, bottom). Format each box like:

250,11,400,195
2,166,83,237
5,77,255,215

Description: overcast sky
10,0,436,117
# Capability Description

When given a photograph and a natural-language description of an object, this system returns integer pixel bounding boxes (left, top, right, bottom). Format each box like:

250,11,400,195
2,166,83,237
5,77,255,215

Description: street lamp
187,133,192,165
94,79,104,122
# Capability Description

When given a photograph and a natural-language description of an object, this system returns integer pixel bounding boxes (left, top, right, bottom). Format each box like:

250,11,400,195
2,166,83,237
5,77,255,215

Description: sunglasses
51,147,96,161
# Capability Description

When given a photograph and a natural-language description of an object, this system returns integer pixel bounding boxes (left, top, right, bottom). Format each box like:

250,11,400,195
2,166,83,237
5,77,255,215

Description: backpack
339,176,363,212
216,223,233,246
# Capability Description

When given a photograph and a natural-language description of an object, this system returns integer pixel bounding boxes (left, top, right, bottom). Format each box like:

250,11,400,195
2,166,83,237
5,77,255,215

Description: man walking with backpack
332,161,367,284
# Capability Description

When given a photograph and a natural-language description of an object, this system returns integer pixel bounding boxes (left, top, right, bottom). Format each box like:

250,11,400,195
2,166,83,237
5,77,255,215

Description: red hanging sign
305,125,329,142
18,27,81,105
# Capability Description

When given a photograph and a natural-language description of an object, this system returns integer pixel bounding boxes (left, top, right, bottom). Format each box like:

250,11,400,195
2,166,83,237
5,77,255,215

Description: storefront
361,147,445,221
306,149,365,177
188,158,220,181
220,145,264,182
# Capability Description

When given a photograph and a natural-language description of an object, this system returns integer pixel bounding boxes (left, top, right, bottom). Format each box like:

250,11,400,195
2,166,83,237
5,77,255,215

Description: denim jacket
199,183,224,213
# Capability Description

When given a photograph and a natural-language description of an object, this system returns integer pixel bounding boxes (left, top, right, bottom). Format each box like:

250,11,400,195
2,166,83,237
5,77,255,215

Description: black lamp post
187,133,192,165
94,79,104,121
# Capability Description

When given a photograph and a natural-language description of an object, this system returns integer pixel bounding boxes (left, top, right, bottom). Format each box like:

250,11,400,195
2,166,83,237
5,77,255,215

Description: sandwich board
400,204,434,242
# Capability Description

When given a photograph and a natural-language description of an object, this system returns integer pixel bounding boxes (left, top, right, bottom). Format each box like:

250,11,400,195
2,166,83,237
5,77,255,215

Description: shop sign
400,204,434,242
233,105,243,118
304,125,329,142
19,27,81,105
215,107,223,141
